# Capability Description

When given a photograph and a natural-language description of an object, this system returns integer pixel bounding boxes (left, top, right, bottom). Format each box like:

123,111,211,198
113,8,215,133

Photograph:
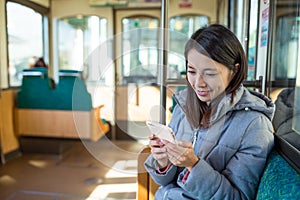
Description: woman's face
187,48,234,105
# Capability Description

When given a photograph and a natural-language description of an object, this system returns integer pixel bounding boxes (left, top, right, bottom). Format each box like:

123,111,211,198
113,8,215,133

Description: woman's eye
206,73,217,76
204,72,218,77
187,70,196,74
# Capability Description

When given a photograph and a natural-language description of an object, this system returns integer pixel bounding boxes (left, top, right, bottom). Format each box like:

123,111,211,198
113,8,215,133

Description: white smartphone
146,121,177,144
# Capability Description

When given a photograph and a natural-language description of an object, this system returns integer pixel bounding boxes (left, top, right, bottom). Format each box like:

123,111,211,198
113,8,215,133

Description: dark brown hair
184,24,247,129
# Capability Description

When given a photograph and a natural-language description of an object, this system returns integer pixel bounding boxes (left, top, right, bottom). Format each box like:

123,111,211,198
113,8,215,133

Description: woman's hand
166,140,199,171
149,135,170,168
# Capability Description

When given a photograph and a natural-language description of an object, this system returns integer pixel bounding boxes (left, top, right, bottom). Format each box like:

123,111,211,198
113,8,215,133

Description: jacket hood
173,85,275,124
233,87,275,121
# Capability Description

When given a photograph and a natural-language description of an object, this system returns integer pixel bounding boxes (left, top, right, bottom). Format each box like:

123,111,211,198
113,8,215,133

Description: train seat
138,88,300,199
137,145,300,200
56,70,92,111
16,69,110,141
256,148,300,199
256,88,300,199
17,68,55,109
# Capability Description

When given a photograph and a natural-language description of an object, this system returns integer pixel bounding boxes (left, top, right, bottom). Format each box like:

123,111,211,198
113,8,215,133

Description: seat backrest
57,70,92,111
272,88,300,172
17,68,54,109
17,69,92,111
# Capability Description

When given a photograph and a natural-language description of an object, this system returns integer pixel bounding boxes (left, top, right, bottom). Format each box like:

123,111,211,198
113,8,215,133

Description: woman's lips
196,90,210,97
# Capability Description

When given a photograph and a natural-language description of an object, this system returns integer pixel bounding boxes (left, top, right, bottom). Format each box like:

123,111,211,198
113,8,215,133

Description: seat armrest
94,105,110,134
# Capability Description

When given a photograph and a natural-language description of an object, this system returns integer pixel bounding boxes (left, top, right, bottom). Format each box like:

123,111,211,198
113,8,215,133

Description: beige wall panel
17,109,89,138
17,109,106,141
169,0,217,23
0,90,19,154
116,86,129,121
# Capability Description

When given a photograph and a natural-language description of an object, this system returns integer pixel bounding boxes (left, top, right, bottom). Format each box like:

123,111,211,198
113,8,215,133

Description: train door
113,1,218,140
114,8,161,140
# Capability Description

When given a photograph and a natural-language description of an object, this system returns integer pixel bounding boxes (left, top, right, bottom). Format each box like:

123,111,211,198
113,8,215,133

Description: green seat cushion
256,150,300,200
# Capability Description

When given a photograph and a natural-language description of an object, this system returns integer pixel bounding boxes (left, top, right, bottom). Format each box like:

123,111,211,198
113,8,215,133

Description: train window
273,15,299,80
247,0,259,81
269,0,300,134
120,15,208,84
295,74,300,134
267,0,299,93
6,2,48,87
57,15,107,79
121,16,159,84
229,0,261,83
169,15,209,79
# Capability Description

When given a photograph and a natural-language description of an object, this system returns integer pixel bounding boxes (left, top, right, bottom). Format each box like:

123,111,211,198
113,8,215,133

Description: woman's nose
195,74,206,87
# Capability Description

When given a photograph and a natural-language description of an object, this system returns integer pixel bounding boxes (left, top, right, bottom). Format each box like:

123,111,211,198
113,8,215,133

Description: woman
144,24,275,200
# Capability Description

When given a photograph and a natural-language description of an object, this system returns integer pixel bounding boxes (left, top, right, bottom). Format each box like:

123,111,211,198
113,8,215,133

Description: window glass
247,0,258,81
229,0,256,82
120,15,208,84
7,2,45,86
269,0,300,135
295,80,300,134
57,15,107,83
121,17,159,84
269,1,299,92
273,16,299,80
169,15,209,79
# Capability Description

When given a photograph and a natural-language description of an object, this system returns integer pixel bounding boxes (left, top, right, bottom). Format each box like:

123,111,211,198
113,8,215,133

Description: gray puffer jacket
144,85,275,200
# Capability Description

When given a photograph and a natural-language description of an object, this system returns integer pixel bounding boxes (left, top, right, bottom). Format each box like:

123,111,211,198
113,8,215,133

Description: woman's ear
233,63,240,75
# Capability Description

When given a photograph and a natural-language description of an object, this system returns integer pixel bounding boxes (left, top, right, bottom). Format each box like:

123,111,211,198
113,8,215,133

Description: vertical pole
159,0,168,125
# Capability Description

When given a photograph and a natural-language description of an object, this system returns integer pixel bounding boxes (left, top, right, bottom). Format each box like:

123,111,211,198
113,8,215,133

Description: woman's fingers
166,140,197,167
151,146,167,154
177,140,193,148
149,135,163,147
149,135,170,165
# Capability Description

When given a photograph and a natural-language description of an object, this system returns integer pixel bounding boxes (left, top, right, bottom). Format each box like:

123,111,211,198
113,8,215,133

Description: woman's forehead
187,49,217,68
188,49,212,61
